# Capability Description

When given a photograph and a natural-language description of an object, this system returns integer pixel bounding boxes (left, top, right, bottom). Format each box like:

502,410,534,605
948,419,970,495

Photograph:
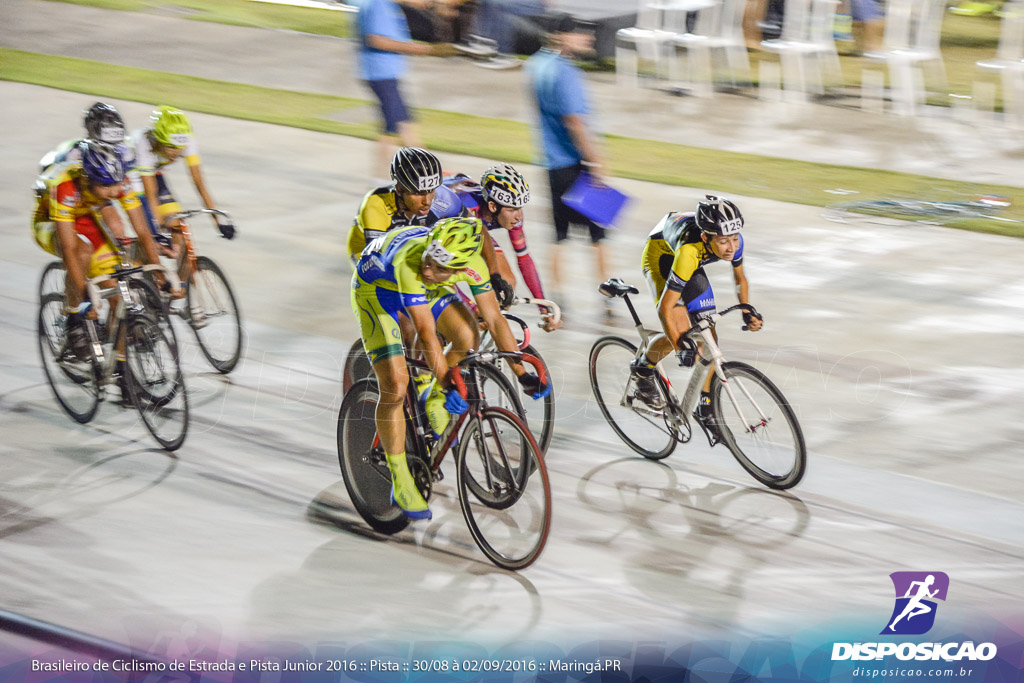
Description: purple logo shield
881,572,950,635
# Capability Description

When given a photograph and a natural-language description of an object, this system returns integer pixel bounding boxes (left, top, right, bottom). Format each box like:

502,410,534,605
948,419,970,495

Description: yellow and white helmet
423,217,484,269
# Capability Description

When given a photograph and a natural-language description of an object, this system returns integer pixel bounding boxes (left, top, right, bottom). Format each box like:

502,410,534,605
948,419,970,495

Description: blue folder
561,172,630,228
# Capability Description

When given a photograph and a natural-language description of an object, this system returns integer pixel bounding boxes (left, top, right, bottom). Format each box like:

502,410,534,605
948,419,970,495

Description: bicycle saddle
598,278,639,298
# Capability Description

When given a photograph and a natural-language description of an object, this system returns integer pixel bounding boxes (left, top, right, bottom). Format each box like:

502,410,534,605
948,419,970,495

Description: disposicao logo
831,572,997,662
882,571,948,635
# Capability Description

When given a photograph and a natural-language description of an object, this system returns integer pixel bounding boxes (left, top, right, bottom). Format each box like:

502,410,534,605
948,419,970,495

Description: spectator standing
354,0,455,179
525,14,610,320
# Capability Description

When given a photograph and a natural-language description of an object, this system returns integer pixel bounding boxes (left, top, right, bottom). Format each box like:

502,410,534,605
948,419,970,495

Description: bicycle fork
695,327,771,437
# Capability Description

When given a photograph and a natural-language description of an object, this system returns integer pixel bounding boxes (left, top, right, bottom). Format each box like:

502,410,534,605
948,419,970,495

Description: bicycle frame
162,209,235,318
615,291,770,442
165,208,228,274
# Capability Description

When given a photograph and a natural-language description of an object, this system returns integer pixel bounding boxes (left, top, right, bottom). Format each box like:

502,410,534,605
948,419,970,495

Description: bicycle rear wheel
497,344,554,455
38,260,65,301
337,378,412,535
188,255,243,374
342,339,373,395
38,293,101,424
125,313,189,451
589,335,676,460
711,361,806,490
457,407,551,570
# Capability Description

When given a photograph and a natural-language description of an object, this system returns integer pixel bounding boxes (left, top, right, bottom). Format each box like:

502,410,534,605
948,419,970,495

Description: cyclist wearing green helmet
351,217,550,519
129,106,234,267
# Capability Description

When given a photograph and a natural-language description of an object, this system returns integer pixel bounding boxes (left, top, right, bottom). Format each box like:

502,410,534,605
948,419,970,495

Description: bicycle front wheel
188,255,243,374
125,313,189,451
128,276,178,351
497,344,554,455
38,293,100,424
457,407,551,570
337,378,411,536
589,335,676,460
711,361,806,490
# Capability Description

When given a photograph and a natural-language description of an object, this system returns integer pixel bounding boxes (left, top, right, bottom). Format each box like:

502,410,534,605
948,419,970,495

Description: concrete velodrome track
1,83,1023,658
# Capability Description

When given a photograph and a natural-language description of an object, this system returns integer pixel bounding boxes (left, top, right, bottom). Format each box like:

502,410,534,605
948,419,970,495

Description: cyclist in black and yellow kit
346,147,465,263
632,196,762,432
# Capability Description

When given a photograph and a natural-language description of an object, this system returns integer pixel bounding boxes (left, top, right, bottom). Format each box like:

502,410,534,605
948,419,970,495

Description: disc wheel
342,339,373,395
336,377,414,535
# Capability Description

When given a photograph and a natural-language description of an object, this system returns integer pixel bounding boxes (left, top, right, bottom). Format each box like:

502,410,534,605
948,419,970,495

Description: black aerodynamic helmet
695,195,744,236
390,147,442,194
83,102,126,145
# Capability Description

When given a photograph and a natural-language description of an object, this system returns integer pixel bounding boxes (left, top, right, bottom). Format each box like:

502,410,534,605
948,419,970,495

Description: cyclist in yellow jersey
129,106,235,270
346,147,466,263
633,196,762,432
351,218,551,519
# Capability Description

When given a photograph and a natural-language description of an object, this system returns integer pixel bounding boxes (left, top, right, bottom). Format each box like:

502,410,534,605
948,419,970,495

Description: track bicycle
38,240,189,451
139,208,243,374
341,297,560,454
337,350,552,570
589,278,806,490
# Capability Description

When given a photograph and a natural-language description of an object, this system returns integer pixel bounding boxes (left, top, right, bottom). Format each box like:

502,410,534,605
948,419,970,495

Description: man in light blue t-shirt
354,0,455,178
525,14,608,315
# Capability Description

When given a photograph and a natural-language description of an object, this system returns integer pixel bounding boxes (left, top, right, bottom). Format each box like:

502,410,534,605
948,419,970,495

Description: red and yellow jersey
37,161,141,225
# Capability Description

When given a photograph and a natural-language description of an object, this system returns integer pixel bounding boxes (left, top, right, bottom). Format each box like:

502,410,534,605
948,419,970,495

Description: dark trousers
548,163,605,243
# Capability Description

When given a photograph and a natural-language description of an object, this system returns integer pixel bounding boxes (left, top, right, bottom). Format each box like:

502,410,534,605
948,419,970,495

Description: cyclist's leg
153,174,188,278
641,245,676,365
433,292,478,367
352,283,429,517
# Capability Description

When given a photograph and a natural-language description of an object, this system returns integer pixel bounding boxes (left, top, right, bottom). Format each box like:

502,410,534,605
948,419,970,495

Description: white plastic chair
616,0,685,86
976,1,1024,119
865,0,948,113
760,0,841,97
671,0,752,94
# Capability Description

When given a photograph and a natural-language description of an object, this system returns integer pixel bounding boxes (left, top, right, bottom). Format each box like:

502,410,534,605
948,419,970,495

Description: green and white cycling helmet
151,106,193,148
481,163,530,209
423,217,483,269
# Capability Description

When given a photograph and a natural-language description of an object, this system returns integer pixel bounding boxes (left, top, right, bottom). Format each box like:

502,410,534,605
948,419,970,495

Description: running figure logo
881,572,950,635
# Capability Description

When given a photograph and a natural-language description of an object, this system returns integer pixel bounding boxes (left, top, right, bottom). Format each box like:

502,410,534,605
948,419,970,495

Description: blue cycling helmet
78,140,125,186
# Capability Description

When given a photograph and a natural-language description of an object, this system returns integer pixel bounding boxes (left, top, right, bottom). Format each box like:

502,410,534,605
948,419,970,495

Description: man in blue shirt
354,0,455,179
525,14,609,318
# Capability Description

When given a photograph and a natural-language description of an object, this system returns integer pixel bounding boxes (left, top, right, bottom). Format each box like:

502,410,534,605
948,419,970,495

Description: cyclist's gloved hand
217,219,236,240
742,310,763,331
518,372,551,399
676,336,698,367
444,389,468,415
490,273,515,309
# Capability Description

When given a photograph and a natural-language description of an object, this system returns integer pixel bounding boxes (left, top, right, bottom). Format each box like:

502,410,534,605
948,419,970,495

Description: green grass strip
40,0,351,37
3,48,1021,237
